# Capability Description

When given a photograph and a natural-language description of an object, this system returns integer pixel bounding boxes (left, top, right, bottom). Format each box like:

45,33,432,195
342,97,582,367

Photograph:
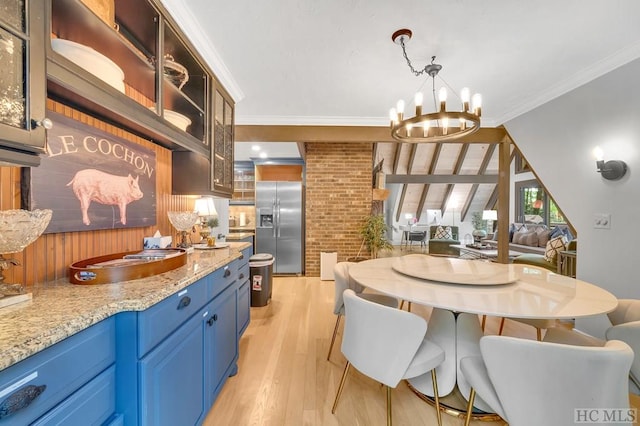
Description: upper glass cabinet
48,0,214,152
0,0,46,153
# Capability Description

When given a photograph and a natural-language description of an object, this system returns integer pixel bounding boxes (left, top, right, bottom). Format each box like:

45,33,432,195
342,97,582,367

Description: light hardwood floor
204,259,638,425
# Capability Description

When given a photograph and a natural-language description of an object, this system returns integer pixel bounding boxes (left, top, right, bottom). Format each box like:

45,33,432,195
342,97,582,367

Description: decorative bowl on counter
0,209,52,254
51,38,125,93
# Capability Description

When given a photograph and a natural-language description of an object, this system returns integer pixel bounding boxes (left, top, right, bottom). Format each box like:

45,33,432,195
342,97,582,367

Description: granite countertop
226,232,254,240
0,242,251,371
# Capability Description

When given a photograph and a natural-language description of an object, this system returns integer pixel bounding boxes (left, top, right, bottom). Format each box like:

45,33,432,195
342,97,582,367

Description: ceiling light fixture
389,29,482,143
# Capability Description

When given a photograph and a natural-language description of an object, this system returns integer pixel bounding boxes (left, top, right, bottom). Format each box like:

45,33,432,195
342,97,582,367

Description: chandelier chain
399,38,427,77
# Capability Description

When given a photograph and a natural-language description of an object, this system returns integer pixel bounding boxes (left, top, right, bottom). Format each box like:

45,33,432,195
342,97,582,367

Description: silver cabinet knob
32,118,53,130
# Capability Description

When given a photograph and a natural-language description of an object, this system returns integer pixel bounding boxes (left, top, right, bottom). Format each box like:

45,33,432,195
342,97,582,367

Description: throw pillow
544,235,567,262
549,226,564,239
521,231,539,247
512,231,529,245
443,226,453,240
537,229,552,247
434,226,448,239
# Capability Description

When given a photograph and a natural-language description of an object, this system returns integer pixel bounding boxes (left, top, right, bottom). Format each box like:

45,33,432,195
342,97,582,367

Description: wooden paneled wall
0,100,194,286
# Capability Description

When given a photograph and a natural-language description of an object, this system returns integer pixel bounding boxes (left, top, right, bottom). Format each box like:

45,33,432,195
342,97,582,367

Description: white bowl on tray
51,38,125,93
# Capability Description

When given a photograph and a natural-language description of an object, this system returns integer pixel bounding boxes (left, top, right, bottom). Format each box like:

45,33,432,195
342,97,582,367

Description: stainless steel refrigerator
255,181,303,274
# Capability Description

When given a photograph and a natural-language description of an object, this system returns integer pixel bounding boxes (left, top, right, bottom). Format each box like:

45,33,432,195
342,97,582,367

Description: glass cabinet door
213,88,233,194
0,0,46,152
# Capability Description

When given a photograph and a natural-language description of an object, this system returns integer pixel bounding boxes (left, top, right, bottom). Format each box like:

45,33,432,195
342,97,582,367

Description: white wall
505,58,640,335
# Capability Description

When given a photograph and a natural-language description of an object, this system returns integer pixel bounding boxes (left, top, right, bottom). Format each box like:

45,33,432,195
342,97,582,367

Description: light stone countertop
0,242,251,371
226,232,254,240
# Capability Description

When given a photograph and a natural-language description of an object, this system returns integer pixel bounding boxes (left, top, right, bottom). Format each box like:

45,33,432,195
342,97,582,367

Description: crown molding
497,39,640,126
235,115,390,126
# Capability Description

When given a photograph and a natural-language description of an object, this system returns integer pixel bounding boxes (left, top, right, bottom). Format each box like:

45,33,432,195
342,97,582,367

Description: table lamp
194,197,218,243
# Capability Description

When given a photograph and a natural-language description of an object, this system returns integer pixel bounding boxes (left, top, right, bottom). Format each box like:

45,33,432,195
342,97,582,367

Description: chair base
406,381,502,422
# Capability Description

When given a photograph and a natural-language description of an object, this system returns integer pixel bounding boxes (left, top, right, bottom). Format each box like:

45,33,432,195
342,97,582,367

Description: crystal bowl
0,209,52,254
167,211,199,232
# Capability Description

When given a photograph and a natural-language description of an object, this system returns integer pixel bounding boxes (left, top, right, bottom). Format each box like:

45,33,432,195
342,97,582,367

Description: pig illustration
67,169,144,226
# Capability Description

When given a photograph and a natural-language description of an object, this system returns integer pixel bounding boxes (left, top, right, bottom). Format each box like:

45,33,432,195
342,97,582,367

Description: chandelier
389,29,482,143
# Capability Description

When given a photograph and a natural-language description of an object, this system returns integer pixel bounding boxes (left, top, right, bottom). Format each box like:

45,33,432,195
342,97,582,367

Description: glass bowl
167,211,199,231
0,209,52,254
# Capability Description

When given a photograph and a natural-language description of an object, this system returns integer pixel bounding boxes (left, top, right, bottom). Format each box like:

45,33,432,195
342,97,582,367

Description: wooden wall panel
0,99,193,286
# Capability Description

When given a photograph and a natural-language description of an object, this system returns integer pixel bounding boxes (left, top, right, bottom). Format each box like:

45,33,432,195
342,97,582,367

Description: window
515,179,566,226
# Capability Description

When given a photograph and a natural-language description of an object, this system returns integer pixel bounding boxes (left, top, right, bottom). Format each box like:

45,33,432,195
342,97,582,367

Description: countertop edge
0,242,251,371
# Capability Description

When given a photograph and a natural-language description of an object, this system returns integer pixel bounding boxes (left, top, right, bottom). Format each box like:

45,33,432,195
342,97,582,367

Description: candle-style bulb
461,87,470,112
593,146,604,161
389,108,397,126
438,87,447,111
396,100,405,114
442,117,448,135
414,92,423,116
423,121,430,137
472,93,482,116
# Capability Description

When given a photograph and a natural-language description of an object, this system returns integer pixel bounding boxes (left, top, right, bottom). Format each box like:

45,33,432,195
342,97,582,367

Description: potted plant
359,214,392,259
471,212,487,244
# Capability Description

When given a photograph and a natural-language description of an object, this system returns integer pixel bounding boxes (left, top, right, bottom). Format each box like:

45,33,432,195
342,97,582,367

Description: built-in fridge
255,181,303,274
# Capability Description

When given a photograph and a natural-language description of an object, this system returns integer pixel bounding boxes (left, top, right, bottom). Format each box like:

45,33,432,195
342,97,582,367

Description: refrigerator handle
276,198,281,237
272,198,276,238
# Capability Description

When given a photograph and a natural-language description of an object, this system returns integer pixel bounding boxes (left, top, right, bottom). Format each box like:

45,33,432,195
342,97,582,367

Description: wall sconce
593,146,627,180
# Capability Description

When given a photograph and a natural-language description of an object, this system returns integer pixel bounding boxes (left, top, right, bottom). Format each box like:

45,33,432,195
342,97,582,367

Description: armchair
428,225,460,257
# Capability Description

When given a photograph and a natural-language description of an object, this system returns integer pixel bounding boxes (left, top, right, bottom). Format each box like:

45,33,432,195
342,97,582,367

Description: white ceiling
234,141,302,161
161,0,640,131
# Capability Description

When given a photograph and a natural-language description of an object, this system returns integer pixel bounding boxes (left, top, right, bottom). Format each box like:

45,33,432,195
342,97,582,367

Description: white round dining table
348,254,619,418
349,254,617,319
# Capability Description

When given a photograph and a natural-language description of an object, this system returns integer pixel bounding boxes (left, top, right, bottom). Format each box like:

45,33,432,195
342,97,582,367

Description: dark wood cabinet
45,0,234,167
0,0,47,166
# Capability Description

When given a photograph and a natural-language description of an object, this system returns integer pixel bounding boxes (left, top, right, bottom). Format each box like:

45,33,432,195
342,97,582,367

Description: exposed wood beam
386,174,499,184
395,185,408,222
461,143,498,221
485,144,516,210
236,125,507,144
416,143,442,221
392,144,402,174
496,135,512,264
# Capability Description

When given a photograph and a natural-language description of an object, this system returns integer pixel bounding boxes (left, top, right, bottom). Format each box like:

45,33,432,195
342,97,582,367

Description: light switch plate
593,213,611,229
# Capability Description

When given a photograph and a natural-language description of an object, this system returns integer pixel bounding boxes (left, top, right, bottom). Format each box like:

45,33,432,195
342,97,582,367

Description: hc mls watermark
575,408,637,423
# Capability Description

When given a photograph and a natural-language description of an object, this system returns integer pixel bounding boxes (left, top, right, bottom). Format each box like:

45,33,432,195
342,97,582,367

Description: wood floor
204,256,639,425
204,273,517,426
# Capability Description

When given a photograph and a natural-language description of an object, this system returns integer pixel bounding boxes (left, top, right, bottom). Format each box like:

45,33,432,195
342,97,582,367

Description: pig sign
67,169,144,226
21,111,157,233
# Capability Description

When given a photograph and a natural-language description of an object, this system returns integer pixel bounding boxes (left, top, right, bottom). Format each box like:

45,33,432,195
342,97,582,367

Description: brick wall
305,142,373,276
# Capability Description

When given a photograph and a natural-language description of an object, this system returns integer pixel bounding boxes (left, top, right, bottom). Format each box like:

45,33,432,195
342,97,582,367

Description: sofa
428,225,460,256
485,223,575,272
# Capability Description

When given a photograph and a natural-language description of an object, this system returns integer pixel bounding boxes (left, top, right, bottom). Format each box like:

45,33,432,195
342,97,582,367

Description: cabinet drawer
238,246,252,268
137,276,208,357
208,262,237,300
32,365,116,426
0,318,115,425
238,263,249,285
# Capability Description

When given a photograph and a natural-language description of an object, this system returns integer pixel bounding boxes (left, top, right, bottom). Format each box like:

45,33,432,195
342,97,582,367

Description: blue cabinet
237,246,252,336
0,317,115,425
205,284,238,406
139,304,208,426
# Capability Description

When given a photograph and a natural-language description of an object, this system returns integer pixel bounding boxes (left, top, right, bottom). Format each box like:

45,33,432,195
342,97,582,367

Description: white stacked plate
51,39,125,93
164,109,192,131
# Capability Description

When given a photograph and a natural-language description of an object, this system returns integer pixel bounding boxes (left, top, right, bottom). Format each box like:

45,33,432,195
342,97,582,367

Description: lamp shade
482,210,497,221
194,197,217,217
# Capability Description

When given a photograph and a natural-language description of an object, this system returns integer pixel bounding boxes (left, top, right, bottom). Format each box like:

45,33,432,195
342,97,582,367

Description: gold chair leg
327,315,342,360
498,317,506,335
536,327,542,342
464,388,476,426
332,361,351,414
386,385,392,426
431,369,442,426
481,315,487,331
407,302,412,312
399,300,405,310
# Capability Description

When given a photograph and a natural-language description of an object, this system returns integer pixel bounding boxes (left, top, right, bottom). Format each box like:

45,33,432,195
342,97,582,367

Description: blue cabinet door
139,306,207,426
237,279,250,336
205,284,238,406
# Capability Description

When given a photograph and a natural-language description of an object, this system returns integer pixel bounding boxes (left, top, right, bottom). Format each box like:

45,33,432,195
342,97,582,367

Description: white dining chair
544,298,640,393
460,335,633,426
327,262,398,361
332,289,445,426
